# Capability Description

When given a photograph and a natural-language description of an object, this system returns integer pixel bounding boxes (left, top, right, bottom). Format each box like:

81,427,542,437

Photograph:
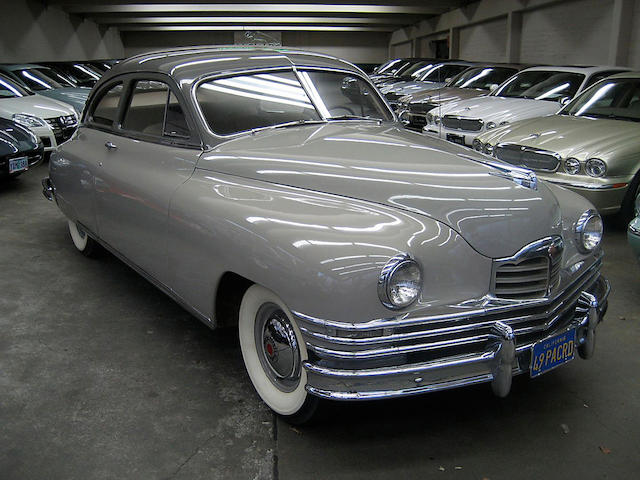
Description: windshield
15,67,74,90
376,59,409,75
561,78,640,122
418,64,469,83
0,74,32,98
448,67,518,90
494,70,585,101
400,62,434,78
197,69,393,136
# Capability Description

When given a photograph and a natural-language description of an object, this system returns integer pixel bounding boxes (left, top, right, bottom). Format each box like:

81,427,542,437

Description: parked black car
38,62,103,88
0,117,44,180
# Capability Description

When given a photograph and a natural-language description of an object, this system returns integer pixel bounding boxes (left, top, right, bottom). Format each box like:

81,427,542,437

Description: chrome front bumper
296,264,609,401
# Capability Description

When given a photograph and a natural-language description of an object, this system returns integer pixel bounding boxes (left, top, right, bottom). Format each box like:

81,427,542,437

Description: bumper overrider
295,259,609,400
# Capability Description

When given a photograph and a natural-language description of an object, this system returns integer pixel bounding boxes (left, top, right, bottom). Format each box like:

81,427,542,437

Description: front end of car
474,128,637,216
629,194,640,264
0,119,45,179
12,112,78,153
295,195,609,401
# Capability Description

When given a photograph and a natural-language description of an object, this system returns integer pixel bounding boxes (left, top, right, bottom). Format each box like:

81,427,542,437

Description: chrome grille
492,236,563,300
495,144,560,172
45,115,77,144
442,115,483,132
494,257,550,299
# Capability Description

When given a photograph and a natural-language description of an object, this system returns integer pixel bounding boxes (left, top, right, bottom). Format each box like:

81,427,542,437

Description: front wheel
68,220,100,257
238,285,318,424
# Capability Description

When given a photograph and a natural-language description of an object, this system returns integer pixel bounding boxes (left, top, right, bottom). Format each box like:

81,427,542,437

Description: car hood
383,80,445,96
0,118,38,156
480,114,640,161
37,88,89,114
438,96,563,123
0,94,76,120
409,87,488,106
198,123,563,258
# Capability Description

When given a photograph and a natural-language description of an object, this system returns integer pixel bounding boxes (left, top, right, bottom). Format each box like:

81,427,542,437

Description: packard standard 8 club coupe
43,47,610,422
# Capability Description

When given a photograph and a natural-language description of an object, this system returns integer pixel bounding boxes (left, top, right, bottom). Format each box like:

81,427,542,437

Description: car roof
0,64,48,71
109,46,364,85
604,71,640,80
519,65,630,75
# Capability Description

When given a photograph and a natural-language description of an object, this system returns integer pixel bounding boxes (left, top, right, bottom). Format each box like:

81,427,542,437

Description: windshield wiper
327,115,383,123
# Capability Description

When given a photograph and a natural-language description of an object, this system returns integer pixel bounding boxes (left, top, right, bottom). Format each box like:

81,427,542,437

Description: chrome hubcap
255,303,301,392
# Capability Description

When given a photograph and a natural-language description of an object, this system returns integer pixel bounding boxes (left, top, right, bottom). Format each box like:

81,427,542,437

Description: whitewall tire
68,220,99,257
238,284,318,423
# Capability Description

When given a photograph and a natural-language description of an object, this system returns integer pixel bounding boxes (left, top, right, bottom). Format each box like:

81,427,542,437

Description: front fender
168,170,493,325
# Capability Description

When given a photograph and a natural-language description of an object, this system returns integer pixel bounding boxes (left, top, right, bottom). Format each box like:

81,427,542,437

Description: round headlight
378,254,422,310
483,143,494,155
472,138,483,152
564,158,581,175
585,158,606,177
574,210,603,253
434,115,441,125
486,121,497,130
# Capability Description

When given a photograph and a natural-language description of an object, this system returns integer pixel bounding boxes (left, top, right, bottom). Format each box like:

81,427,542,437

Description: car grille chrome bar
45,115,78,144
442,115,483,132
495,144,560,172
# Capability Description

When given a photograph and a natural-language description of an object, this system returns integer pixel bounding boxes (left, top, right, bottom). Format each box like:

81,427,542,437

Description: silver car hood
198,123,562,258
410,87,488,105
437,96,563,123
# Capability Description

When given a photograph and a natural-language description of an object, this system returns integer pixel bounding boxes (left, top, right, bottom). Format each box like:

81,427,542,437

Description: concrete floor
1,163,639,480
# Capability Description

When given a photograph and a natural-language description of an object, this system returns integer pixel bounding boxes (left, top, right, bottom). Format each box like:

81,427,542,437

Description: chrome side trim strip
544,178,629,190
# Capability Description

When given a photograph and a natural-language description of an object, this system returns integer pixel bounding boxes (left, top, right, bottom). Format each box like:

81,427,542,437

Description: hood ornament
458,154,538,191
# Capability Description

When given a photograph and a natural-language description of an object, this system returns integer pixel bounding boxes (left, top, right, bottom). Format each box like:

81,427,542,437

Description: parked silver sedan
43,47,610,422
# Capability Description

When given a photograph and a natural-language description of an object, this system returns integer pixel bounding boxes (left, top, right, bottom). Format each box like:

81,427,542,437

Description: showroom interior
1,0,639,479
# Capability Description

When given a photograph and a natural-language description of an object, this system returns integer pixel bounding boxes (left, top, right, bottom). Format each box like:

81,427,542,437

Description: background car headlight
472,138,483,151
564,158,581,175
486,121,497,130
574,210,603,253
585,158,606,177
433,115,441,125
12,114,45,128
378,254,422,309
483,143,494,155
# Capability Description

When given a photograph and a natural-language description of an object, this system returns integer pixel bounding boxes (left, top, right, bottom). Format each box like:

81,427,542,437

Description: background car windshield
0,74,31,98
375,59,406,75
449,67,518,90
418,64,469,82
494,71,585,101
562,78,640,122
197,70,391,135
15,68,72,91
400,62,434,78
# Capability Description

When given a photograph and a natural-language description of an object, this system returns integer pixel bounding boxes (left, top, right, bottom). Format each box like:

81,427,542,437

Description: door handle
105,141,118,151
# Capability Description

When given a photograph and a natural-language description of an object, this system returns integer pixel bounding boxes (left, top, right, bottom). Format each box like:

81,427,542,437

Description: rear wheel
68,220,100,257
238,284,318,424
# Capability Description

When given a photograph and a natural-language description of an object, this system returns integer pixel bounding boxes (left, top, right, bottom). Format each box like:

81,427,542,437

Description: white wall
459,17,507,63
0,0,123,62
519,0,612,65
122,31,390,63
390,41,413,59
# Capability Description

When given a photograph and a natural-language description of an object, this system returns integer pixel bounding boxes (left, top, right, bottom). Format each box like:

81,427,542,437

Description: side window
164,92,190,138
122,80,169,136
90,82,123,127
122,80,191,140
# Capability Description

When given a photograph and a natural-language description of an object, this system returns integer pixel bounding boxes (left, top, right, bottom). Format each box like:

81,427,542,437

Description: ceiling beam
94,16,411,25
117,25,397,32
63,3,452,15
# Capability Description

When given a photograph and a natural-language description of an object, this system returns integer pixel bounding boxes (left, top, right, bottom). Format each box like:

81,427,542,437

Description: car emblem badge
531,133,541,138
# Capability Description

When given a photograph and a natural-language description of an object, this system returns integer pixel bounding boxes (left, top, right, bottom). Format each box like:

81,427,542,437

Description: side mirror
559,96,571,106
489,84,499,92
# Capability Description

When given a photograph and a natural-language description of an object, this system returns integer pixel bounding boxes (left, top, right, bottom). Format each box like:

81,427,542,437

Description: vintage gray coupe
43,47,610,423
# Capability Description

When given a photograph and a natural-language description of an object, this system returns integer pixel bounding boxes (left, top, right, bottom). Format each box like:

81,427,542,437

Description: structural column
505,10,522,63
608,0,634,66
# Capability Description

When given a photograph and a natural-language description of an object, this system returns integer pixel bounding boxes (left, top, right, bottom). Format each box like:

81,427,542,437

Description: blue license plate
9,156,28,174
530,328,576,378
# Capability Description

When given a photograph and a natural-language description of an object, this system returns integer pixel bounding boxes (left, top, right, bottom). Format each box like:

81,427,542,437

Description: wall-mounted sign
234,30,282,47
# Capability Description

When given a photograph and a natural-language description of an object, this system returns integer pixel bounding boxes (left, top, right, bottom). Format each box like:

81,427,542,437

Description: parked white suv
423,66,629,147
0,73,77,155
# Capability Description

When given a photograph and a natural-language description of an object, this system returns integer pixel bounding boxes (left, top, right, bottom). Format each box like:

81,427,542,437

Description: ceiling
45,1,473,33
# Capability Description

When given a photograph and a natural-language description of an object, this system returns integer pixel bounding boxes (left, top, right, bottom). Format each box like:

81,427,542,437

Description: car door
94,76,202,285
53,80,125,235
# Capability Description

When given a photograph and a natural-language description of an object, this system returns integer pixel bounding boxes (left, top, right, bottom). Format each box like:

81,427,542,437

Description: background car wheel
238,284,318,424
615,169,640,226
68,220,100,257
